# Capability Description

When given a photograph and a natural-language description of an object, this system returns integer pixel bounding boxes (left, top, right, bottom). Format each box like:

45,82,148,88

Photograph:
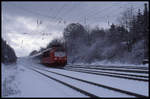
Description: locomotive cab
53,46,67,66
41,45,67,67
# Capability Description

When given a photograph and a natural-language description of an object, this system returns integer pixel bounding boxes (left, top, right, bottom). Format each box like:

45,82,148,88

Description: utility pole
84,16,87,26
84,16,90,46
107,16,110,26
144,3,148,59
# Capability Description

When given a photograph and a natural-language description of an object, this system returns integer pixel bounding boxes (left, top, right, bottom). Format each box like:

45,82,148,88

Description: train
32,45,67,67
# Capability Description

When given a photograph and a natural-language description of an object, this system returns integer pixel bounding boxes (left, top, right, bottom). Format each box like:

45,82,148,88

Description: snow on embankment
1,38,19,97
1,57,33,97
2,63,20,97
90,61,149,67
2,57,85,97
68,60,149,68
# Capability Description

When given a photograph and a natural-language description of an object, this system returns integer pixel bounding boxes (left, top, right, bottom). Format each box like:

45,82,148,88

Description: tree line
2,38,17,64
30,3,149,64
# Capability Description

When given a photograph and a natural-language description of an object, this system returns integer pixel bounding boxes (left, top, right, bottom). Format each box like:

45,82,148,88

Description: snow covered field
2,58,86,97
2,63,20,96
32,66,148,97
1,57,149,97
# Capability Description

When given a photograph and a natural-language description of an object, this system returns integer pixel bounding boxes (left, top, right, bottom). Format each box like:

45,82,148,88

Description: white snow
2,58,87,97
65,67,149,77
14,66,86,97
2,57,149,97
2,63,20,97
91,61,149,67
31,67,135,97
70,61,149,68
34,65,149,97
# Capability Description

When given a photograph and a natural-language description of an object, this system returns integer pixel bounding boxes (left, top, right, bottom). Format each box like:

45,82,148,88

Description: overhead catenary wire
77,2,143,25
12,3,60,20
3,2,146,51
53,3,68,19
12,3,71,25
10,2,143,27
8,4,64,41
7,2,145,35
11,3,68,26
77,2,120,23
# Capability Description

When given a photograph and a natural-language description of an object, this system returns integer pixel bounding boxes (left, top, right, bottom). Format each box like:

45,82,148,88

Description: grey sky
2,1,148,57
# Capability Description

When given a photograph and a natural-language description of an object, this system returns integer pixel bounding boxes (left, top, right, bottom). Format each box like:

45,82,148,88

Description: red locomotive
40,46,67,67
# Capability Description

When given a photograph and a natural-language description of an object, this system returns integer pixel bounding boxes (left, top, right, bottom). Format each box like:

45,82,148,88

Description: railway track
26,66,148,98
65,65,149,73
63,68,148,82
70,68,148,78
28,67,97,97
63,66,149,82
68,64,148,70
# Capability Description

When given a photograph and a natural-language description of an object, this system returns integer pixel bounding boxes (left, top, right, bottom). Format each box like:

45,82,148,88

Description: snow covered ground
12,66,86,97
65,68,149,76
69,61,149,68
31,67,135,97
32,65,149,97
2,63,20,96
1,57,149,97
2,58,86,97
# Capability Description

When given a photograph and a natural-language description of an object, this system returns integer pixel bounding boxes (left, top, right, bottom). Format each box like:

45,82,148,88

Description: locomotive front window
55,51,65,57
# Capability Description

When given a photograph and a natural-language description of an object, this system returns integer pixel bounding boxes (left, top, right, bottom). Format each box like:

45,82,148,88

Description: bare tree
117,7,136,52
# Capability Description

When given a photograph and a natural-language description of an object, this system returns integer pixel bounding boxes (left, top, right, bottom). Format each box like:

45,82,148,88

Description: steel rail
32,66,148,98
65,67,149,78
65,66,148,74
26,66,99,98
67,65,148,70
63,68,149,82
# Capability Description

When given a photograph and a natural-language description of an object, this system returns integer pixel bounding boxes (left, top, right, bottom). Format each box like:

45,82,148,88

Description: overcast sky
2,1,148,57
